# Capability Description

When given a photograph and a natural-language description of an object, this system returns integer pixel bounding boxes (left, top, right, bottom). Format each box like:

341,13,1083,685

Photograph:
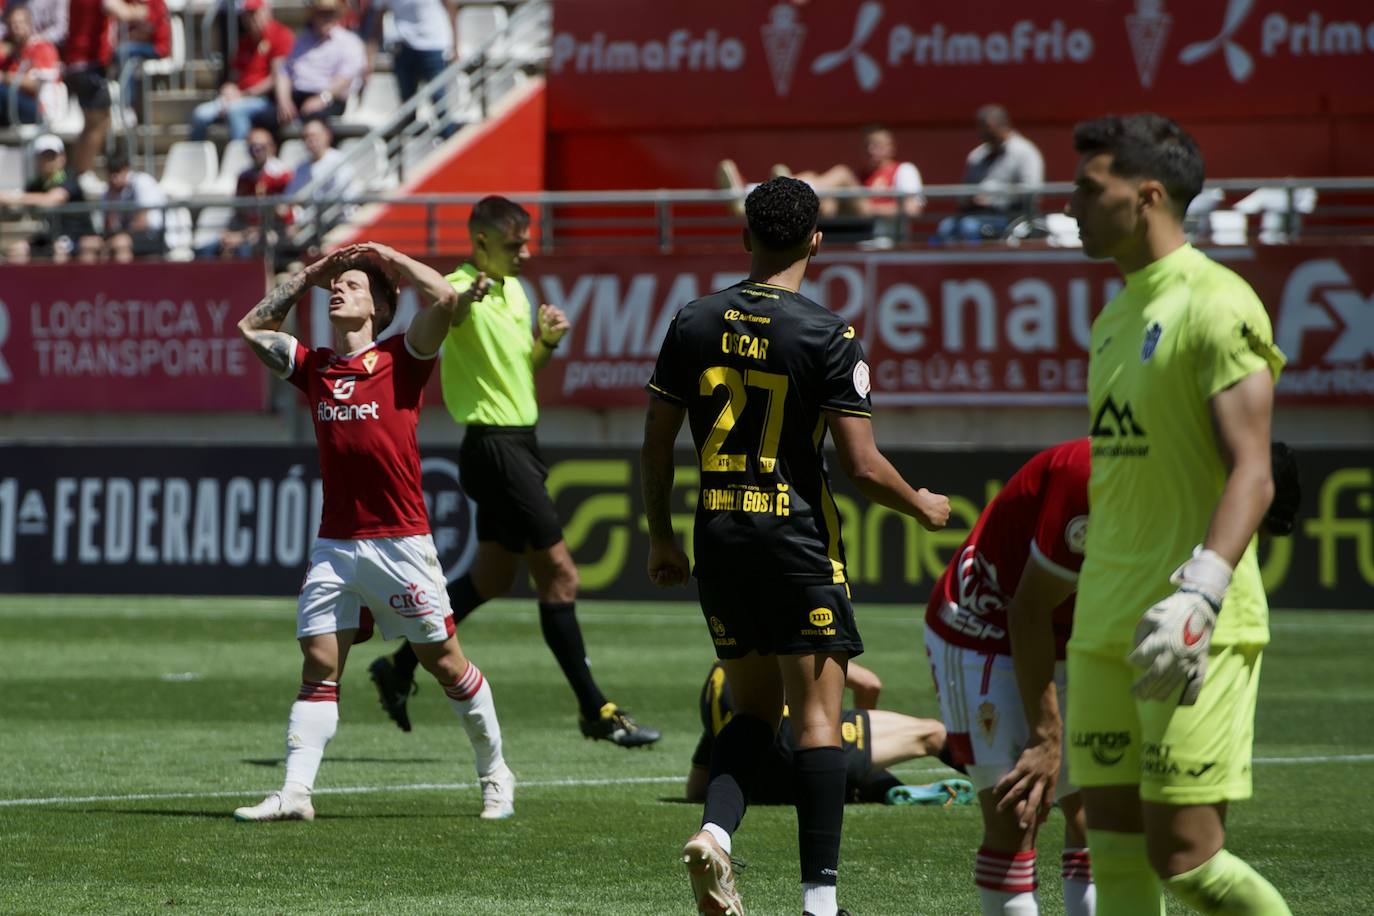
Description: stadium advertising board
513,247,1374,408
549,0,1374,130
2,445,1370,611
0,262,267,412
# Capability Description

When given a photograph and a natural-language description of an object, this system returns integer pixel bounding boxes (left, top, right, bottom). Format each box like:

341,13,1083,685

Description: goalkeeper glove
1126,547,1232,705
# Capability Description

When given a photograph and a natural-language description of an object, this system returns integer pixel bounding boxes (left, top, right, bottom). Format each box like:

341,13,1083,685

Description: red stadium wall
337,78,547,254
544,0,1374,190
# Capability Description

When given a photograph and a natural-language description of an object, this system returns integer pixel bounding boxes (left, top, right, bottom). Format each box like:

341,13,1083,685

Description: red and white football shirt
285,334,434,540
924,438,1091,660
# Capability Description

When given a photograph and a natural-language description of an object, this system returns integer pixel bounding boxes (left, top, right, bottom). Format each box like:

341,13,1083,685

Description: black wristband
540,336,561,350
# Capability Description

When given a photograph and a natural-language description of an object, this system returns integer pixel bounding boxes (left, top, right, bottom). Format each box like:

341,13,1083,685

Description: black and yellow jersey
647,280,872,583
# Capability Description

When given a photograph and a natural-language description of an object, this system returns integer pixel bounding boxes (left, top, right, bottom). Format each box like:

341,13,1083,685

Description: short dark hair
469,195,530,236
745,177,818,253
1073,113,1205,216
357,264,398,335
107,153,131,174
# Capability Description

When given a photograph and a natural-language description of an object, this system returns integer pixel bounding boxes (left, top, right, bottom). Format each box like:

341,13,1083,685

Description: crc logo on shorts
421,457,478,584
1072,730,1132,766
710,616,736,647
389,582,432,617
977,701,998,741
801,607,837,637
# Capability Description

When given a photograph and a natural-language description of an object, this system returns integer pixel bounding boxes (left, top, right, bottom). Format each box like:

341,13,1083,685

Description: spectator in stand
284,117,354,200
937,104,1045,243
109,0,170,121
717,125,924,230
0,5,60,127
103,152,168,261
283,118,355,252
0,134,102,264
201,124,293,258
366,0,457,103
63,0,114,176
275,0,365,126
189,0,294,142
0,0,67,48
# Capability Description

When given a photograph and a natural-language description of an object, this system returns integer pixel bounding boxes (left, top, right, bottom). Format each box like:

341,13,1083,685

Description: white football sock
445,664,504,777
801,882,837,916
283,682,339,795
701,822,731,855
977,848,1039,915
1062,847,1096,916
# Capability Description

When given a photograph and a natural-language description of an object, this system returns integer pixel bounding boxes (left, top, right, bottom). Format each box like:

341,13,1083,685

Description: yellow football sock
1165,848,1291,915
1086,829,1165,916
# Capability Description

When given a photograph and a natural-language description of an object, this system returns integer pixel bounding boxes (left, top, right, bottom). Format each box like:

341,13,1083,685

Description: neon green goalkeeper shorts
1066,643,1263,805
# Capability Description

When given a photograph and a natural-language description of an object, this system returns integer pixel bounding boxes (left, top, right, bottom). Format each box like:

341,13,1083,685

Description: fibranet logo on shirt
317,400,380,421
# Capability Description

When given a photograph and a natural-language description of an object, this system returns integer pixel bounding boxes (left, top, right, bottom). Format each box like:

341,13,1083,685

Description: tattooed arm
237,263,317,375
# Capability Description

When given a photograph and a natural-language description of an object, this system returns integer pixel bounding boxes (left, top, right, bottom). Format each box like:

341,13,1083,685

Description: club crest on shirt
977,701,998,741
362,350,380,373
1141,322,1163,361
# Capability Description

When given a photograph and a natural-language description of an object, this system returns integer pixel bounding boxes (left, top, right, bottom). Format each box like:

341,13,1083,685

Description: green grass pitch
2,598,1370,914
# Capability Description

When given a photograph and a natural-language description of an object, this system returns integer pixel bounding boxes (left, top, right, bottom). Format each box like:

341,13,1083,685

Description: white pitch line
5,755,1373,809
0,775,683,808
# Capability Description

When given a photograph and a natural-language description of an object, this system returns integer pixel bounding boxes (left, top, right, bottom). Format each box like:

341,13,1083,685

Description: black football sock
702,714,776,835
857,768,903,803
936,741,969,776
537,601,608,719
447,573,488,625
391,641,419,680
794,746,846,886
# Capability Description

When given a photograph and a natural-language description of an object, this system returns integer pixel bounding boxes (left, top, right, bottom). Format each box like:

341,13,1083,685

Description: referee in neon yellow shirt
1064,114,1289,914
370,196,661,747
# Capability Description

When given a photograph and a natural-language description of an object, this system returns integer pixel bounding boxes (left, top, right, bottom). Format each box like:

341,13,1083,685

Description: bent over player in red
924,439,1097,916
232,243,515,822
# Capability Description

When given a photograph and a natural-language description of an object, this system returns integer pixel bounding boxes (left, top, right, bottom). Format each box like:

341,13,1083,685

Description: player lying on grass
232,242,516,822
687,660,973,808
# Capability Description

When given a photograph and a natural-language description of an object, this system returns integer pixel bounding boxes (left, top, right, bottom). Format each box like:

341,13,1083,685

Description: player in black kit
640,176,951,916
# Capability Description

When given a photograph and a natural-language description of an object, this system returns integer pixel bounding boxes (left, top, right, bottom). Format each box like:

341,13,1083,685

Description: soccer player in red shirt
232,242,515,822
923,439,1096,916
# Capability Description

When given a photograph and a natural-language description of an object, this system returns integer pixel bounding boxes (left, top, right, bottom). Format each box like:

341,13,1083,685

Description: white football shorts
925,624,1076,799
298,535,454,644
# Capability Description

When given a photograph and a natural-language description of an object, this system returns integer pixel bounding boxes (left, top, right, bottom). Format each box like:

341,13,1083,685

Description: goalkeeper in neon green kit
1064,113,1290,915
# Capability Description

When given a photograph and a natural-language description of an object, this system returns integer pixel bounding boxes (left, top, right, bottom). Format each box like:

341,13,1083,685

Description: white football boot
478,764,516,820
233,791,316,822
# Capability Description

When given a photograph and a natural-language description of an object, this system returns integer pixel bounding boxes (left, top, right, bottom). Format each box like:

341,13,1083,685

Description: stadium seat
457,4,508,60
278,139,309,171
211,139,251,194
343,72,401,128
0,144,26,191
1208,210,1248,246
1234,186,1317,244
191,204,233,251
143,15,188,88
161,140,217,199
163,206,195,259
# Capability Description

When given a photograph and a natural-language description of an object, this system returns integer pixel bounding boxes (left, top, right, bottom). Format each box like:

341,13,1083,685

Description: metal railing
289,0,551,219
5,178,1373,267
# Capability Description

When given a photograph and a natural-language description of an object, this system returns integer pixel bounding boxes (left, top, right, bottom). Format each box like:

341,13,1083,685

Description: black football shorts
459,426,564,553
697,578,863,659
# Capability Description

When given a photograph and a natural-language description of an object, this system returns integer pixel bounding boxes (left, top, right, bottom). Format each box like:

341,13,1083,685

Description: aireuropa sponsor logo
550,28,746,75
812,1,1095,92
1276,259,1374,397
1072,730,1132,766
1181,0,1374,83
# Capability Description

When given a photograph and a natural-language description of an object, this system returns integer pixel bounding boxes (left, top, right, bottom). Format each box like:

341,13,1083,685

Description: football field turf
2,598,1370,915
